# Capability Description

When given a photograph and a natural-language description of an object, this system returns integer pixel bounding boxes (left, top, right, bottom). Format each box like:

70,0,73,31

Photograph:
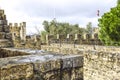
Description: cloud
0,0,117,34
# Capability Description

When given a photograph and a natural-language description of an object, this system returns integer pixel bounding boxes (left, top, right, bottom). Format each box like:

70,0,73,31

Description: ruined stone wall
84,50,120,80
0,48,29,58
11,34,41,50
0,9,13,48
45,33,102,45
0,48,83,80
9,22,26,41
41,43,120,54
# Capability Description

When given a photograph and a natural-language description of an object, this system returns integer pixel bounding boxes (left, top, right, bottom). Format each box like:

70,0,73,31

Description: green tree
42,20,50,33
41,19,85,42
118,0,120,5
41,31,48,43
98,0,120,45
86,22,93,34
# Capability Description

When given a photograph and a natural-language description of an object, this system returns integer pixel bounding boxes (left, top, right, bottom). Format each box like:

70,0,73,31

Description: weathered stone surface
0,32,5,39
1,63,33,80
0,10,4,15
3,25,9,32
84,50,120,80
0,20,7,25
0,9,13,48
0,48,30,58
0,48,83,80
0,26,3,32
0,39,13,48
5,33,12,40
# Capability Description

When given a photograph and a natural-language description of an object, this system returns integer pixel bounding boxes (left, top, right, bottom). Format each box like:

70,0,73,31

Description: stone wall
84,50,120,80
0,9,13,48
0,48,83,80
41,43,120,54
45,33,102,45
0,48,30,58
9,22,26,41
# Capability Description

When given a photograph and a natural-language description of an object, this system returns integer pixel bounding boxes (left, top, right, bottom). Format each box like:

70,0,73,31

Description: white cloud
0,0,117,34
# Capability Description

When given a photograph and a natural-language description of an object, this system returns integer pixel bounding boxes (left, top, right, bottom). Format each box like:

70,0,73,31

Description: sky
0,0,117,34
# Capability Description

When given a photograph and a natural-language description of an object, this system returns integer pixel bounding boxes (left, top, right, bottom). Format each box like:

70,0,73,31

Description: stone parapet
0,48,83,80
46,33,102,45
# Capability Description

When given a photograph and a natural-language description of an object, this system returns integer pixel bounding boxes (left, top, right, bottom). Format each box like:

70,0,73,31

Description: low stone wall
41,45,84,54
84,50,120,80
0,48,30,58
41,44,120,54
0,48,83,80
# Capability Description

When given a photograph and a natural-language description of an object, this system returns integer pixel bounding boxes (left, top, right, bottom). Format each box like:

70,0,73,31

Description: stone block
57,34,66,40
0,63,34,80
0,20,7,25
0,32,5,39
3,25,9,32
67,34,74,39
0,14,6,20
2,14,6,20
83,34,91,40
91,33,98,40
72,56,83,68
0,20,4,25
71,68,83,80
57,34,60,39
75,34,82,40
5,33,12,40
42,71,60,80
0,39,13,47
34,59,61,73
62,58,73,69
0,10,4,15
0,26,3,32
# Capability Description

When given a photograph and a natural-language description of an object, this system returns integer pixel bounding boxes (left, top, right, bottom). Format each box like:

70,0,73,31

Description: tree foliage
86,22,93,34
98,1,120,45
41,19,85,42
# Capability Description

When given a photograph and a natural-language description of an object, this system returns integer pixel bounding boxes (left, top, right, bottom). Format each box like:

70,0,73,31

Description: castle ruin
0,9,13,47
1,8,120,80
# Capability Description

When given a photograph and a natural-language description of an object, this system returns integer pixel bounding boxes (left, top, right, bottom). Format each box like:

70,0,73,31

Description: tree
117,0,120,5
41,19,85,42
86,22,93,34
41,31,48,43
98,0,120,45
42,20,50,33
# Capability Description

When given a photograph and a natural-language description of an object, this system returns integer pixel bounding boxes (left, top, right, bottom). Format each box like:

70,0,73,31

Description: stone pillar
20,22,26,41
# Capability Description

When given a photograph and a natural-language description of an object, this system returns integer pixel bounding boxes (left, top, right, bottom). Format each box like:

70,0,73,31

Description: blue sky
0,0,117,34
